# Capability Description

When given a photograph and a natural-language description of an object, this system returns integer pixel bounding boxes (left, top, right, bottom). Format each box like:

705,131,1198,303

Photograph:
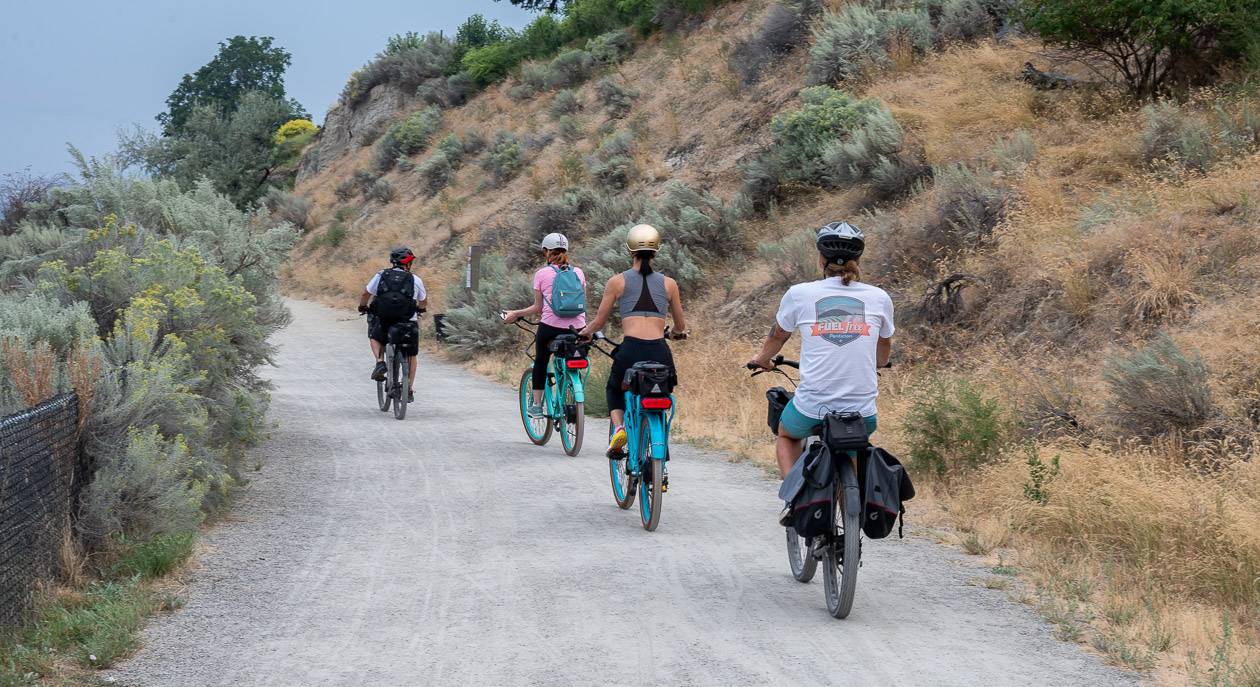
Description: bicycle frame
621,389,676,477
537,354,589,417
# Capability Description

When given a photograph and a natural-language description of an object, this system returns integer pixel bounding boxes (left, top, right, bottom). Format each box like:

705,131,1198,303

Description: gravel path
106,299,1136,687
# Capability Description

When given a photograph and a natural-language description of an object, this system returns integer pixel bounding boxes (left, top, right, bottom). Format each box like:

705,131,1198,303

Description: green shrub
588,131,636,190
1139,102,1216,173
511,188,599,269
938,0,1009,43
904,376,1009,477
436,133,467,166
366,179,396,204
820,101,928,199
322,222,348,248
106,532,195,580
546,49,597,89
806,4,933,86
1214,100,1260,155
444,255,534,358
28,579,155,668
375,106,443,171
262,188,311,232
462,41,526,87
926,163,1009,246
550,89,584,119
992,130,1037,172
639,181,744,263
757,228,819,289
418,151,455,196
587,29,634,64
334,178,355,202
595,77,638,118
343,33,457,107
1102,333,1218,438
480,130,525,186
557,115,585,142
731,0,821,86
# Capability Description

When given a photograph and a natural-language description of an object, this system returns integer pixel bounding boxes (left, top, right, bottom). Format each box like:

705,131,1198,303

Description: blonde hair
545,248,570,266
824,258,861,285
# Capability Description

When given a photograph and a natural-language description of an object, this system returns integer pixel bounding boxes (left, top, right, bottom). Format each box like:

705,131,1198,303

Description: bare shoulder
606,272,625,293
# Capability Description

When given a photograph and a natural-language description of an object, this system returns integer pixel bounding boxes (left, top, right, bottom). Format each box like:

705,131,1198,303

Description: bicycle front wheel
609,421,636,509
637,420,664,531
518,369,552,445
822,460,861,618
393,353,408,420
377,376,390,412
786,528,818,583
559,377,584,457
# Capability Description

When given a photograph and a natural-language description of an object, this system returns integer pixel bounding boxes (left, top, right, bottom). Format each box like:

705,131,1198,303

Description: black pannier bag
766,387,792,435
387,322,418,354
822,411,870,454
782,442,836,538
622,361,675,397
862,447,916,539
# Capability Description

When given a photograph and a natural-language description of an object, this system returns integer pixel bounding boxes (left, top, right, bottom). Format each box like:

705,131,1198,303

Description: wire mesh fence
0,393,80,626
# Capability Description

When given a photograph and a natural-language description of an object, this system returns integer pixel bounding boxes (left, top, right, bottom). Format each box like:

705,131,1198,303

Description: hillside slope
289,1,1260,683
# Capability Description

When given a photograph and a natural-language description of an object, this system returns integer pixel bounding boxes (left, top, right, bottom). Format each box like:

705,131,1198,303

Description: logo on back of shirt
810,296,870,347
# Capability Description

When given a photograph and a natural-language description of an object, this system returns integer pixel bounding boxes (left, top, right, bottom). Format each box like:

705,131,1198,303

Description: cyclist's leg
404,322,419,393
606,345,630,449
368,315,388,380
533,324,564,407
777,399,821,477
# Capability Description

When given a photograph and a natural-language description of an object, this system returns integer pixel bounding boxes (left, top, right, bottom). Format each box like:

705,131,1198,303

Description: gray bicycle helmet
390,246,416,267
816,221,865,262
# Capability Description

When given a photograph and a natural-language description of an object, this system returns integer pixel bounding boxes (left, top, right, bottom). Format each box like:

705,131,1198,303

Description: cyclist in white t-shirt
746,222,894,524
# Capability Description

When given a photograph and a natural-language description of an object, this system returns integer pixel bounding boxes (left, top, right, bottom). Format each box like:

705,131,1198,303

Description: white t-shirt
775,279,895,418
366,269,427,322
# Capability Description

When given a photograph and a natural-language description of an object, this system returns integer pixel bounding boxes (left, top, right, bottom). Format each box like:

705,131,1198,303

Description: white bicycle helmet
540,233,569,250
816,221,865,262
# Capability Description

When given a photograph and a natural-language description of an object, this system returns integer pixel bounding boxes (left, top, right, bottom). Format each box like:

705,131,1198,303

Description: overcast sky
0,0,535,176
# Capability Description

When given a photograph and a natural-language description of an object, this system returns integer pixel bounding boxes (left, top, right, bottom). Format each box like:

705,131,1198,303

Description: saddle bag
622,361,675,397
822,411,870,454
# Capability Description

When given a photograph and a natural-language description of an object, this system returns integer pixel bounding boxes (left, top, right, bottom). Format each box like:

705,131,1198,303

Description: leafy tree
1020,0,1260,100
159,36,306,136
456,14,512,48
496,0,567,10
130,92,296,208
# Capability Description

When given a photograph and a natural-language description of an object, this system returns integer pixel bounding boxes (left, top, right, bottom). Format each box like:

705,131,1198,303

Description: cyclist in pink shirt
503,233,587,417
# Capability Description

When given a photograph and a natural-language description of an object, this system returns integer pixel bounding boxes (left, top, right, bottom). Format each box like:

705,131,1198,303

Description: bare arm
876,337,892,368
504,290,543,323
578,275,622,338
358,290,372,310
666,277,686,336
748,322,793,369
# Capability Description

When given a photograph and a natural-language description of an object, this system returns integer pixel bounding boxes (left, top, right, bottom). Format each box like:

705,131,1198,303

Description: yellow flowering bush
273,118,318,145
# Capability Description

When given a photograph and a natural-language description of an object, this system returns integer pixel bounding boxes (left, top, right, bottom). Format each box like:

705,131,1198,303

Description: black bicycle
364,312,415,421
749,356,864,619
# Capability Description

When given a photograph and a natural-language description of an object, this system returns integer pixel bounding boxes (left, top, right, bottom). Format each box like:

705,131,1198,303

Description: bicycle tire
559,376,583,457
609,421,636,509
377,376,390,412
393,353,408,420
638,420,664,531
822,460,861,618
518,368,552,445
786,528,818,583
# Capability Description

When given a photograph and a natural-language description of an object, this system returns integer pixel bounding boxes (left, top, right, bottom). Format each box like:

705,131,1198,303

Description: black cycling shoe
778,504,793,527
606,446,628,461
407,389,415,403
371,361,387,381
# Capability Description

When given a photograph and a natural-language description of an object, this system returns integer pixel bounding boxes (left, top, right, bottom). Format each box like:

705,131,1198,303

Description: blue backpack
548,266,586,318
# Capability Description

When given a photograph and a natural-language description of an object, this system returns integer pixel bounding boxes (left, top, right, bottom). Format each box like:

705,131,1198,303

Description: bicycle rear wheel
393,353,408,420
518,369,552,445
559,377,584,457
377,377,390,412
822,459,861,618
637,420,664,531
609,421,636,509
786,528,818,583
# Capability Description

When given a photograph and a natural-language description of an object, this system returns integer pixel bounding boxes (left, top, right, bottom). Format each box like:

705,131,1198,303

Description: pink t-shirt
534,265,587,328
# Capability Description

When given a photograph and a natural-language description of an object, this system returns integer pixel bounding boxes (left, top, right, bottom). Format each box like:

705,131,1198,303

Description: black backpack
862,448,915,539
373,269,416,323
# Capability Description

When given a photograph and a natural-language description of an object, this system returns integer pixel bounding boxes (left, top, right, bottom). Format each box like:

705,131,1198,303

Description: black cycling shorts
606,336,674,413
368,315,419,357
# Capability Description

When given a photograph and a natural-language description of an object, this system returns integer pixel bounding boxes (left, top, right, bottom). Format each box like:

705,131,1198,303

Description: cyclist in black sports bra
578,224,688,458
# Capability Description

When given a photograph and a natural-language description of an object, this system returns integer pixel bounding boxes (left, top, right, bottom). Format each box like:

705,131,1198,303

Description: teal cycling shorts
779,398,877,440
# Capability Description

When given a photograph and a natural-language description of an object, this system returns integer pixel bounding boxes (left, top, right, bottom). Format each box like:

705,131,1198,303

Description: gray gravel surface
106,299,1137,687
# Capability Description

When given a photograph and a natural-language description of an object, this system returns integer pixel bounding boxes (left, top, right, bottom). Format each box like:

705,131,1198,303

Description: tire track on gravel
106,299,1137,687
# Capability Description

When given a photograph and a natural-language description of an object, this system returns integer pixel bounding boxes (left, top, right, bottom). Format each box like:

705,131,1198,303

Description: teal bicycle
590,333,679,532
506,317,589,457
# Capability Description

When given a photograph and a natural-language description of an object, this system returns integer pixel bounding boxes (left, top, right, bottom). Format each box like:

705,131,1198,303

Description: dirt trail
107,299,1135,687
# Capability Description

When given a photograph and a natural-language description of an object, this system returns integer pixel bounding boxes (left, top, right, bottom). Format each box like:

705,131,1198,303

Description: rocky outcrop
297,84,411,183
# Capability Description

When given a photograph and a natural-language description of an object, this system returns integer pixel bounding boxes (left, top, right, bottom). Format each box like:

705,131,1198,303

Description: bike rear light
640,397,672,410
565,359,589,369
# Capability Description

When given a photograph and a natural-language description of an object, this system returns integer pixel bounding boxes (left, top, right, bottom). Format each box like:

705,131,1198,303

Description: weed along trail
107,299,1134,687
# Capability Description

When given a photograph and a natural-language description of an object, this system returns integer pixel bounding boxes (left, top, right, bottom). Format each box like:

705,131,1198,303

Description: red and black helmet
390,246,415,267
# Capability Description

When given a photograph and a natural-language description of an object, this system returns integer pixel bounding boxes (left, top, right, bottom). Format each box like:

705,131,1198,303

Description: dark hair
635,250,654,276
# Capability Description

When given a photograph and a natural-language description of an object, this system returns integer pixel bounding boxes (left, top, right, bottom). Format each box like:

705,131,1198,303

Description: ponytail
825,259,861,285
635,250,654,276
546,248,570,267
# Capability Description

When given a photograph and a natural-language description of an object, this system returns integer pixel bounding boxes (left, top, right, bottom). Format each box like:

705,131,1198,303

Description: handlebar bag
766,387,792,435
